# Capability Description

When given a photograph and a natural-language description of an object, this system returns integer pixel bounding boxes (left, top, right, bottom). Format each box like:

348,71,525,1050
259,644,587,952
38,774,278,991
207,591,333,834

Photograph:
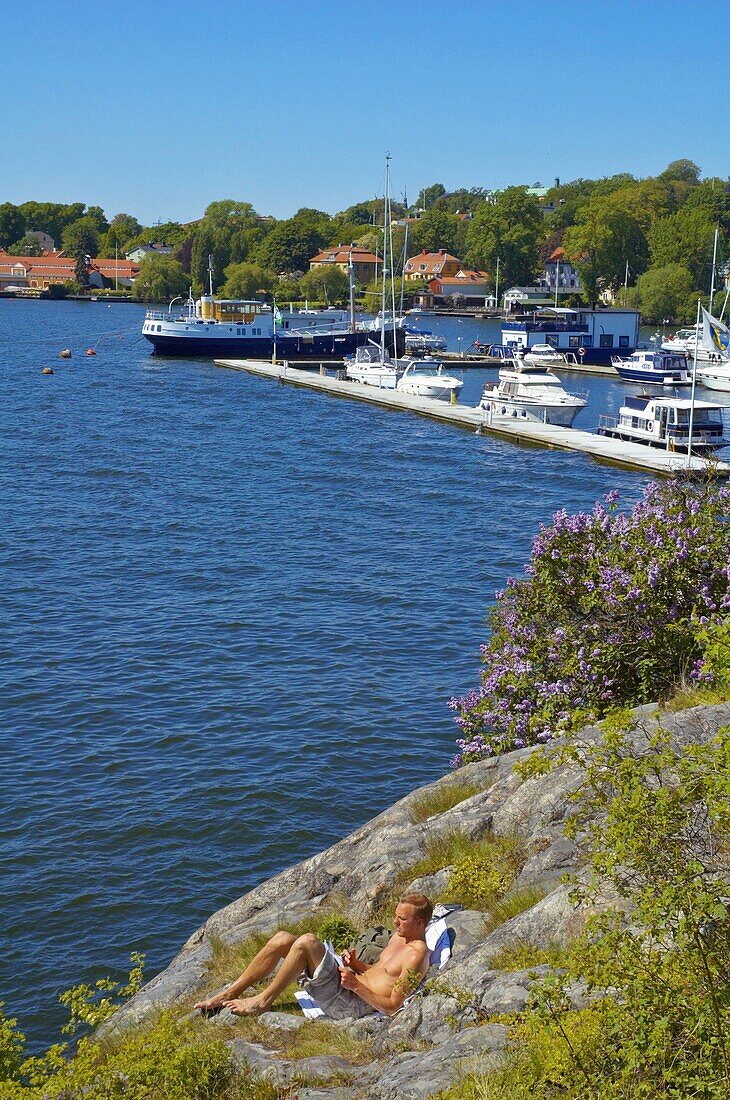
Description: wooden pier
214,359,729,478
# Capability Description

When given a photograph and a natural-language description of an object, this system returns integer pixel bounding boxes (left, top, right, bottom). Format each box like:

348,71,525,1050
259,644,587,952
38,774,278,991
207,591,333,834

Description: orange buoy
43,367,54,375
86,348,96,356
59,349,72,358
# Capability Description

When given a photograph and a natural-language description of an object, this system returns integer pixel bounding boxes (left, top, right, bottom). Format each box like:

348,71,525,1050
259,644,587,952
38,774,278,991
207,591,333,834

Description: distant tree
252,208,331,273
175,236,194,275
432,187,491,214
563,193,650,296
334,202,374,226
0,203,26,249
659,159,701,186
203,200,258,226
62,218,100,285
410,209,468,258
104,214,143,253
648,205,717,286
298,265,350,305
633,263,696,323
466,186,542,287
219,262,275,299
416,183,446,210
133,255,189,302
84,205,109,233
8,234,44,256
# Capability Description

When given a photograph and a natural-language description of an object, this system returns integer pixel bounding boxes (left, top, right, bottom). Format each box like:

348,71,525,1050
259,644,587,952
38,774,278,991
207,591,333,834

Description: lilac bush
451,477,730,765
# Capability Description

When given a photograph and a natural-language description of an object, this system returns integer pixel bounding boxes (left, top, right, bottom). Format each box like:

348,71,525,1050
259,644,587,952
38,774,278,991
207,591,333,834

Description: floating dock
214,359,729,478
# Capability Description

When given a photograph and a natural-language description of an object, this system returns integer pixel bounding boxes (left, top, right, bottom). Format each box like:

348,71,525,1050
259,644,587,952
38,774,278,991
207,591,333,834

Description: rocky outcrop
111,701,730,1098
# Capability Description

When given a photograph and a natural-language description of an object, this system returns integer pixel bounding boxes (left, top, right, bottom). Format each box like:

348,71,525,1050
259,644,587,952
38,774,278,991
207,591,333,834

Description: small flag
702,308,730,355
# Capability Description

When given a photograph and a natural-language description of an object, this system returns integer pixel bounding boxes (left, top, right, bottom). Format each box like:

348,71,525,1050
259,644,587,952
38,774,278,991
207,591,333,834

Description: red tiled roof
0,253,139,277
404,250,463,274
310,246,379,264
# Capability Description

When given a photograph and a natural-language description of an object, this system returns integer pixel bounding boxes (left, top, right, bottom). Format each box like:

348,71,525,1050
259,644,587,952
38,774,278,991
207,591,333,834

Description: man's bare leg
194,930,298,1013
224,933,326,1016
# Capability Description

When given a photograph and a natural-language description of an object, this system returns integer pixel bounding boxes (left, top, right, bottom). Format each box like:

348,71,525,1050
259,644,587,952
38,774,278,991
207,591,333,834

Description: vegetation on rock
451,476,730,764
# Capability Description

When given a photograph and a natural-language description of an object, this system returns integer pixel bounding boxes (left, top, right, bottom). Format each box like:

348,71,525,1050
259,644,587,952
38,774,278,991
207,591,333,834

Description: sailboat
345,157,401,389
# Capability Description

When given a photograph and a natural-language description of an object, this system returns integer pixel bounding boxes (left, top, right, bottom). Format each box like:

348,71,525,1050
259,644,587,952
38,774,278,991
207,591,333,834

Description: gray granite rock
370,1024,508,1100
107,702,730,1097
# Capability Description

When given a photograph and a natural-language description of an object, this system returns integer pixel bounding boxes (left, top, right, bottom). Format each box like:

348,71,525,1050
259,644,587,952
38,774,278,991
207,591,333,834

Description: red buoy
86,348,96,356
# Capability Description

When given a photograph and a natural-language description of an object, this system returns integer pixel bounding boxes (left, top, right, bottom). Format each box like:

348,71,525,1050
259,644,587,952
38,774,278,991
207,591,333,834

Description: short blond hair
398,893,433,925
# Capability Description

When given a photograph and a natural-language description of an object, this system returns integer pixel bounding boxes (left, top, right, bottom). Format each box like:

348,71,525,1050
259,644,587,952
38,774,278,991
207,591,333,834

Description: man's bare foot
194,996,226,1016
224,995,271,1016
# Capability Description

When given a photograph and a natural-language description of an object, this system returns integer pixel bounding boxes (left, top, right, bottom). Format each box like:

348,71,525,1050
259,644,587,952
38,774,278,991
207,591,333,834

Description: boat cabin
502,306,640,364
599,394,728,452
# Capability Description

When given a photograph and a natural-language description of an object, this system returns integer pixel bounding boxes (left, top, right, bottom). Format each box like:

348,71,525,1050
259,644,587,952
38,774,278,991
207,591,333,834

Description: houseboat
597,394,728,453
500,306,640,366
142,295,405,359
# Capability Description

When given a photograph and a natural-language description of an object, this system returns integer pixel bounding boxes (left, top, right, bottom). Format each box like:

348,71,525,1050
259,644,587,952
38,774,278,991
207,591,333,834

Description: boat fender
59,348,72,358
42,367,53,375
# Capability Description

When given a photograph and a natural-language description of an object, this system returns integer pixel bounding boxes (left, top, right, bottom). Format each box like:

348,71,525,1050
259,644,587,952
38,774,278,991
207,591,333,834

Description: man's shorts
298,949,375,1020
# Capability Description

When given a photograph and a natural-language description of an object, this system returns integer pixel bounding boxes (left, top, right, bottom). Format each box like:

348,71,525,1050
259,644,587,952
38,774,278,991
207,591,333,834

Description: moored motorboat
611,348,690,386
697,362,730,392
597,394,728,452
345,343,399,389
521,342,568,367
396,359,463,401
479,358,587,427
404,329,448,354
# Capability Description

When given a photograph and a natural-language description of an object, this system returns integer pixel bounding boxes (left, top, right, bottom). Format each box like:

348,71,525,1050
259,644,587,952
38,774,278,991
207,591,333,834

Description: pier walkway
214,359,729,478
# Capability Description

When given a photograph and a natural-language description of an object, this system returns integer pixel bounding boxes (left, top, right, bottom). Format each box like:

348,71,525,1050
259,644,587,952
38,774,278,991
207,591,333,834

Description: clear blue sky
3,0,727,225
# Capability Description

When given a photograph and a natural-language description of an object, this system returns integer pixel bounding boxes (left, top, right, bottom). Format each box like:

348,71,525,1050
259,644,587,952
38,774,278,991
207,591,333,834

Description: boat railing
598,414,618,431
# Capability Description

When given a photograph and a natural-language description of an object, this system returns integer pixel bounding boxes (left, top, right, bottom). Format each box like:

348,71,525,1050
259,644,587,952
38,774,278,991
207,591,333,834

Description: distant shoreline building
0,250,140,292
309,244,379,283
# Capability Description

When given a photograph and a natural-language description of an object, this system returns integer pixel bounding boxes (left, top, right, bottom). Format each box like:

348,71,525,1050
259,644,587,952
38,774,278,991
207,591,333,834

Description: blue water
1,299,655,1049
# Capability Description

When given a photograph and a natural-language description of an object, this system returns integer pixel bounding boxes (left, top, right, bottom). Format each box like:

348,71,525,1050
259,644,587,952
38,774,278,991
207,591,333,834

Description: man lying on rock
194,893,433,1019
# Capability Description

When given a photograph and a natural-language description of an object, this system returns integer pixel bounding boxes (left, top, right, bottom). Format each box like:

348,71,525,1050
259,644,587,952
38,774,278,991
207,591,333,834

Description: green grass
482,883,551,935
409,779,484,824
487,940,569,971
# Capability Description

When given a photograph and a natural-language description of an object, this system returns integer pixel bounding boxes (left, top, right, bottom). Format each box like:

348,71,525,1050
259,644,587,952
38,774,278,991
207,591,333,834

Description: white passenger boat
521,343,568,367
479,359,587,427
396,359,463,401
345,344,399,389
597,394,728,453
404,329,448,353
697,362,730,392
611,348,690,386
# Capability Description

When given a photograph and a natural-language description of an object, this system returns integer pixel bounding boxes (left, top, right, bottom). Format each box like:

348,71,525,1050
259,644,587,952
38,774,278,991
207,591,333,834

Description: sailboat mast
380,157,390,361
687,296,701,468
708,224,719,312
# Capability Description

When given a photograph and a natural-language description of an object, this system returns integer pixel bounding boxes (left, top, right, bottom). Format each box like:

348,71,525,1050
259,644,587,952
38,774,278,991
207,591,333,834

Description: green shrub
316,916,360,953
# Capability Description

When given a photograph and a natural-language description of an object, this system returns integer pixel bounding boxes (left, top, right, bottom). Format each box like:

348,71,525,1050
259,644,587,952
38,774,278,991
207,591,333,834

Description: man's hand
341,949,368,974
339,966,359,991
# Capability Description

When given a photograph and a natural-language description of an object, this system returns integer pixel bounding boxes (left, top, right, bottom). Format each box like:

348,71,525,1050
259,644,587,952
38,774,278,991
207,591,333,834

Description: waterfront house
308,244,379,283
404,249,463,282
414,268,495,309
125,243,173,263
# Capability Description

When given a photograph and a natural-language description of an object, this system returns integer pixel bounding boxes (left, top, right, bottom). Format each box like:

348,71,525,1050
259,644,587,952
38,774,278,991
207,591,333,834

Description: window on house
619,335,629,348
569,336,580,348
599,334,614,348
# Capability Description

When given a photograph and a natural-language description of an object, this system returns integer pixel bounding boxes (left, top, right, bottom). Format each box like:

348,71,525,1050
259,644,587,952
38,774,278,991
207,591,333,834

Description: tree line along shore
1,159,728,322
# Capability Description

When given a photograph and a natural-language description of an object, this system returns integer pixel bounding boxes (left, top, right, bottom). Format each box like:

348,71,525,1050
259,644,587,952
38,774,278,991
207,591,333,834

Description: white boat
597,394,728,453
611,348,690,386
479,359,587,427
344,157,402,390
521,342,568,367
345,343,399,389
697,362,730,392
396,359,463,401
661,314,730,365
404,329,448,353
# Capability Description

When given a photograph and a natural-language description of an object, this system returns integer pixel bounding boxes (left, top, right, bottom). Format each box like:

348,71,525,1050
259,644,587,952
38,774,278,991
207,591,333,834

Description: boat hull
481,396,584,428
613,366,690,386
697,368,730,392
144,328,404,360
